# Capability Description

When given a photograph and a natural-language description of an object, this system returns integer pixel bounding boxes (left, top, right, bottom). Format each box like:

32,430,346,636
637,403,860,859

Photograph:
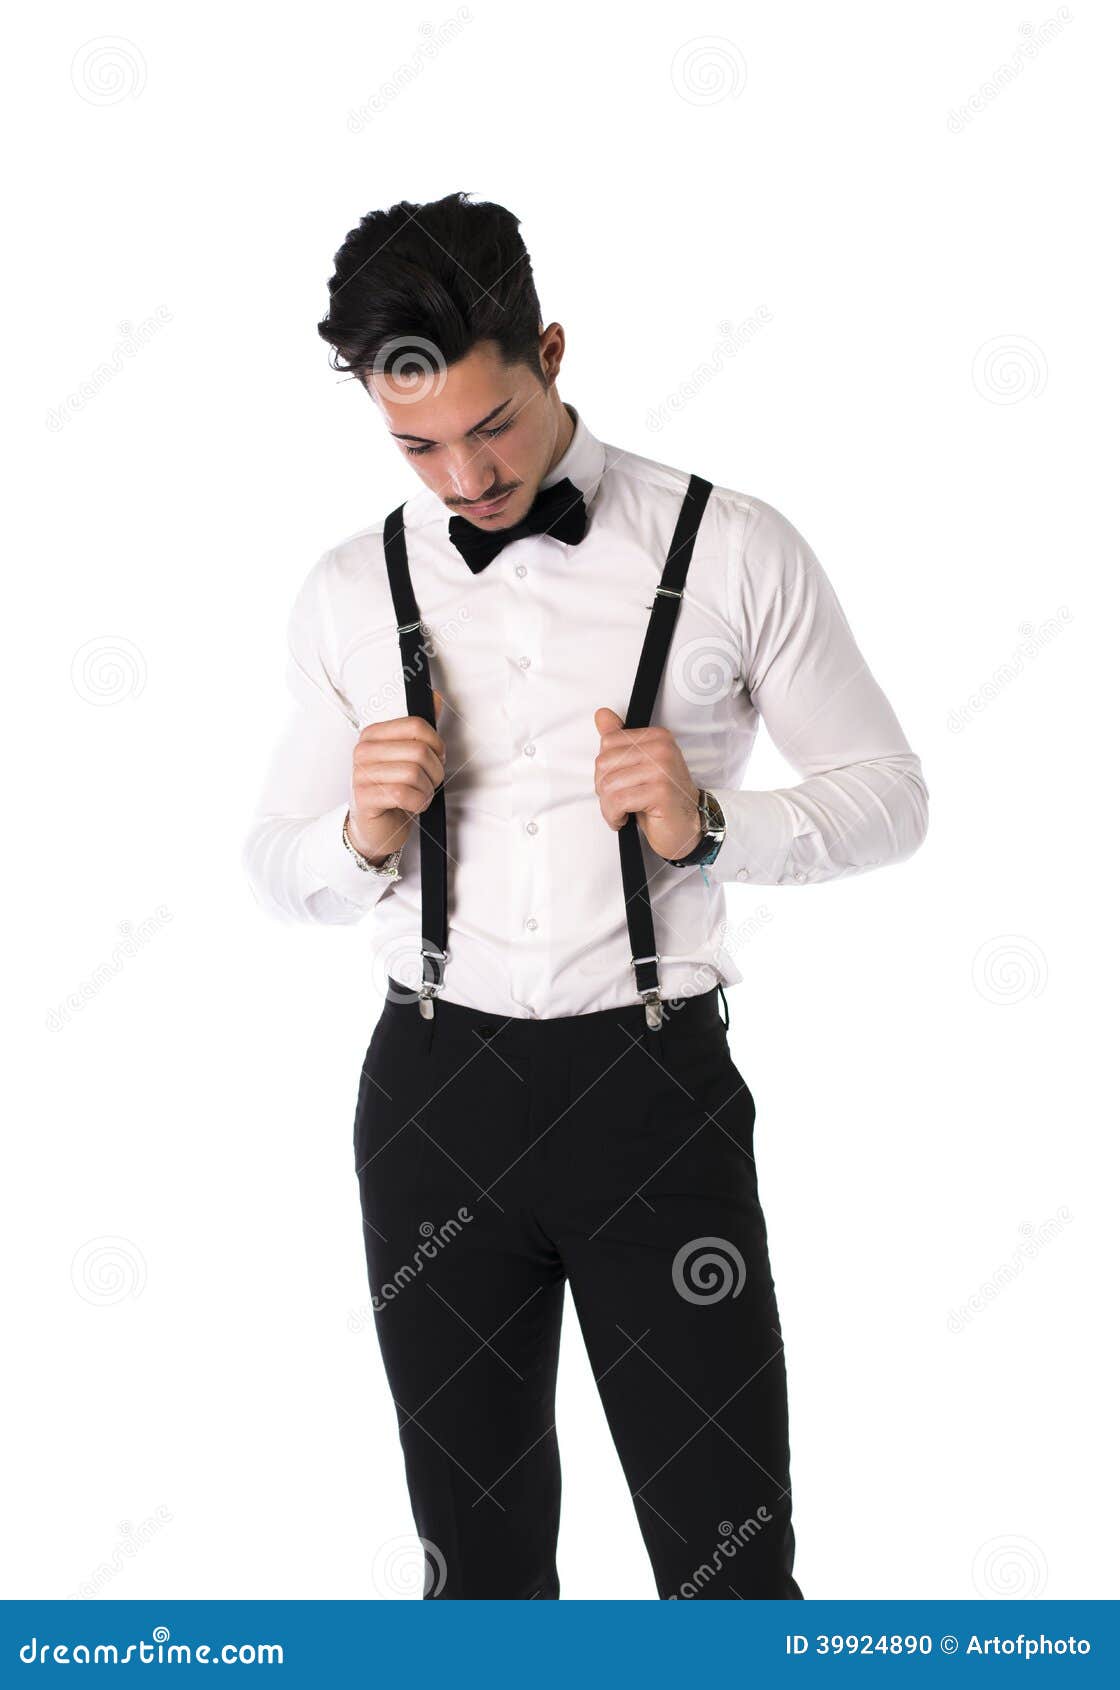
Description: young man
242,191,929,1600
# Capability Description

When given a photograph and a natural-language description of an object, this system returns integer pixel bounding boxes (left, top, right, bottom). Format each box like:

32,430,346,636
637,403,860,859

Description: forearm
242,802,401,926
709,752,929,886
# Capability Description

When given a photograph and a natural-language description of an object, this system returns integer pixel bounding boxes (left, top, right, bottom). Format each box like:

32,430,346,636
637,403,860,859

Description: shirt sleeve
706,499,929,887
240,552,403,925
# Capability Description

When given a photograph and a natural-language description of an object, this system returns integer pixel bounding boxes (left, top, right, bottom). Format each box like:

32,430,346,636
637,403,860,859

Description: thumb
432,687,444,721
595,706,625,737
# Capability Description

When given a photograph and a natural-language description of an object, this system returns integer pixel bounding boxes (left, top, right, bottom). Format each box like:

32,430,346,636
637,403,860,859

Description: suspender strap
618,473,713,1025
383,503,448,1014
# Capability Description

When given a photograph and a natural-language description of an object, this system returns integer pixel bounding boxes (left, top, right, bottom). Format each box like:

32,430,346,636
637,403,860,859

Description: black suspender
381,471,713,1026
383,502,448,1017
618,473,713,1026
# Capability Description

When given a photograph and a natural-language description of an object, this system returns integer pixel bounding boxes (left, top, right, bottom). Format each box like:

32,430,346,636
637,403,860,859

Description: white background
6,1,1117,1601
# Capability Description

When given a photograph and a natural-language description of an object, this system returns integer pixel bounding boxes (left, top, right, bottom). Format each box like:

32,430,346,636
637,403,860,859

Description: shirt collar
541,403,607,509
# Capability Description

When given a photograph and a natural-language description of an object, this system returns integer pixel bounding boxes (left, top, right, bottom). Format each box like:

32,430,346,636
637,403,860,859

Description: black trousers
353,982,803,1600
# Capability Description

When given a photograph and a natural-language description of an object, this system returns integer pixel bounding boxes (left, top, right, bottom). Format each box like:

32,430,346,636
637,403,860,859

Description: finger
358,714,446,764
597,795,627,831
357,779,437,817
354,741,445,790
594,705,625,738
598,776,664,816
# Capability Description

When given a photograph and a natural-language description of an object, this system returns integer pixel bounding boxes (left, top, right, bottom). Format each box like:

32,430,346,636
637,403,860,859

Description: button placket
504,549,546,1008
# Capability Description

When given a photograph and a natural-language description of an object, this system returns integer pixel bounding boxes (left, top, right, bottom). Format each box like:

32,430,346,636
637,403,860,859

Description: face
365,331,569,530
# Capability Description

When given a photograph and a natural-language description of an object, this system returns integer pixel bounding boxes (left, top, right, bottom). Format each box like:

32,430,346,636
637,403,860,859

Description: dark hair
317,191,545,387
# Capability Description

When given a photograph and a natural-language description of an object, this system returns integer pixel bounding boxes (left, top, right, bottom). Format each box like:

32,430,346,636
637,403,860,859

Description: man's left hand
593,707,702,861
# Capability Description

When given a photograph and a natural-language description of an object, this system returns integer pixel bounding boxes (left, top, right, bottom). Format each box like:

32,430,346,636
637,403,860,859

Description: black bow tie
447,476,588,574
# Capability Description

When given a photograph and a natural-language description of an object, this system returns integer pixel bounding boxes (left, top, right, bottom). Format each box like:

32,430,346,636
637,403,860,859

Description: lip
461,490,514,519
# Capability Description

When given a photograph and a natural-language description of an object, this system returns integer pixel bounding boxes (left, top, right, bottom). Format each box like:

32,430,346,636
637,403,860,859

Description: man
241,191,929,1600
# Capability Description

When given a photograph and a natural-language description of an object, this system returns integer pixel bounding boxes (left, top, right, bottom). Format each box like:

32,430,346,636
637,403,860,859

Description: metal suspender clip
641,992,663,1030
418,944,447,1019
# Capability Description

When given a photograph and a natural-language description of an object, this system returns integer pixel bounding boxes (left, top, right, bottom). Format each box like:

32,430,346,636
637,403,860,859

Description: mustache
447,484,520,509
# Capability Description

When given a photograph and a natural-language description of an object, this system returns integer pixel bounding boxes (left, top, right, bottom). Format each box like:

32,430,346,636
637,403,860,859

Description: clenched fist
593,707,702,861
346,689,446,864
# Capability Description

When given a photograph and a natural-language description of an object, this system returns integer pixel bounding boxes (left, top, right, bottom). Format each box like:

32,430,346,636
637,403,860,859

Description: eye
403,417,513,458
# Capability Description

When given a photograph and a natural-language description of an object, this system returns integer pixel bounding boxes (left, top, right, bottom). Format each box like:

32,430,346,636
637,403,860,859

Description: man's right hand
346,689,446,864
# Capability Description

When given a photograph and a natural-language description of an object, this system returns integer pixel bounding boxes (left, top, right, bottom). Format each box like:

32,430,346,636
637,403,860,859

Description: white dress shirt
241,404,929,1017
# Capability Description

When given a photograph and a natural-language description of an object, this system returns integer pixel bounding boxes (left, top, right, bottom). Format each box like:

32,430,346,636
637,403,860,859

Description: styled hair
317,191,545,387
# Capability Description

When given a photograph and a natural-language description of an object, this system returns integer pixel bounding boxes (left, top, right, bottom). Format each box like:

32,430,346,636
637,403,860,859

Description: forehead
368,340,530,438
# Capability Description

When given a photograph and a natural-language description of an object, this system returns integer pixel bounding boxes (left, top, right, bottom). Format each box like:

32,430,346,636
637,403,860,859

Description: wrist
663,789,726,868
343,810,402,874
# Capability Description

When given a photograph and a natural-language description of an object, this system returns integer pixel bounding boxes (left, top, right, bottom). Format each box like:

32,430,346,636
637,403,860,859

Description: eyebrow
389,397,514,445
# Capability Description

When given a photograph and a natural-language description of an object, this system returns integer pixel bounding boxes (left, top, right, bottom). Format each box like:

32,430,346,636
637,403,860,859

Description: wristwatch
342,811,402,880
664,789,726,868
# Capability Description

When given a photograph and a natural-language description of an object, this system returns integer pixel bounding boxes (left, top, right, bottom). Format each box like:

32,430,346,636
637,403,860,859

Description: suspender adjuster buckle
654,586,683,599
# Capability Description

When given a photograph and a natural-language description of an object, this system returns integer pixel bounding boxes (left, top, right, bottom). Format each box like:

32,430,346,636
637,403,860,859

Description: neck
543,398,575,478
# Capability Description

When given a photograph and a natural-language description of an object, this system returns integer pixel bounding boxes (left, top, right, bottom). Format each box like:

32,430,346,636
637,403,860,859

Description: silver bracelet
342,811,402,879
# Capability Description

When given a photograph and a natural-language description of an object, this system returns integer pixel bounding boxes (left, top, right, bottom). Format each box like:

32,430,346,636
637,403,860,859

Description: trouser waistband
383,978,729,1045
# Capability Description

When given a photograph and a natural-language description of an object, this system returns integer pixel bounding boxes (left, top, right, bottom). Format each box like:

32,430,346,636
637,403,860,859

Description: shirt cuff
705,787,802,886
299,802,402,913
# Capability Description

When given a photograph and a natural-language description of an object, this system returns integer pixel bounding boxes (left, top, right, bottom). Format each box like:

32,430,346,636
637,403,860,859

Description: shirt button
794,871,807,882
523,742,536,757
525,917,538,931
526,820,539,835
515,563,528,578
518,655,531,669
736,868,750,882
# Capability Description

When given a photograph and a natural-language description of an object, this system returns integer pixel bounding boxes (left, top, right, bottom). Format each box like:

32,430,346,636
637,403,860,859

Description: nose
444,449,498,504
